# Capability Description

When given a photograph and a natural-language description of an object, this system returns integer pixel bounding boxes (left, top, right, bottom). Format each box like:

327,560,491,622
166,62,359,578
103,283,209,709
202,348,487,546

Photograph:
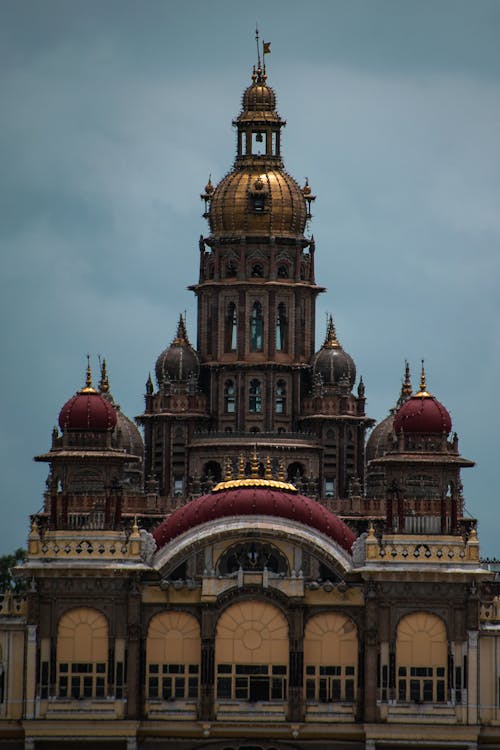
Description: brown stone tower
139,56,371,504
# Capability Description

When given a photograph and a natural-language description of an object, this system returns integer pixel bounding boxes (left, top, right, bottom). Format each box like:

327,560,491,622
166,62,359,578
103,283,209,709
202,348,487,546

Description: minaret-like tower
191,57,323,436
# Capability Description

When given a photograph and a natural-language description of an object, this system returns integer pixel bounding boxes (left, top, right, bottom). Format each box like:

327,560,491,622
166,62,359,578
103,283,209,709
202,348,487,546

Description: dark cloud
1,1,499,555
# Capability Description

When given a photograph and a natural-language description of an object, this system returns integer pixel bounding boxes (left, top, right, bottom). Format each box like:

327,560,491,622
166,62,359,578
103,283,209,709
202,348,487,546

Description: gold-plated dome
208,168,307,237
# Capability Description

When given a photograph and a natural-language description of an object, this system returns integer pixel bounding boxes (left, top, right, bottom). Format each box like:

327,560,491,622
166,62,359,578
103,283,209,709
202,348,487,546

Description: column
467,630,479,724
288,606,304,722
200,607,217,721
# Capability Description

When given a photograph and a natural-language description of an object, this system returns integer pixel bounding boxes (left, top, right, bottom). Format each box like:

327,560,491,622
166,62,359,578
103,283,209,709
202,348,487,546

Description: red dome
153,483,356,553
394,395,451,435
59,389,117,432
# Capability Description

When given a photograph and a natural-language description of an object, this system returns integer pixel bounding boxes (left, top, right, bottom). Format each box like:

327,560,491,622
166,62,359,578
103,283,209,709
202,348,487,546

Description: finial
302,178,311,196
146,373,154,395
205,175,213,195
80,354,97,394
416,359,431,398
99,357,110,394
265,456,272,480
251,447,259,478
357,376,365,398
278,460,285,482
367,522,376,539
86,354,92,388
173,314,188,345
255,25,261,70
238,453,245,479
401,360,412,399
323,315,339,348
224,457,233,482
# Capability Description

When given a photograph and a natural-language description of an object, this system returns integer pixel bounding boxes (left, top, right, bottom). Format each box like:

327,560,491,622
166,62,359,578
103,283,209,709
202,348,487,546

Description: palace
1,50,500,750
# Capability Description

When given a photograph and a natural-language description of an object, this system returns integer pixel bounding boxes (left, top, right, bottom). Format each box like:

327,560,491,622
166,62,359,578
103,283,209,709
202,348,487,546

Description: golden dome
208,167,307,238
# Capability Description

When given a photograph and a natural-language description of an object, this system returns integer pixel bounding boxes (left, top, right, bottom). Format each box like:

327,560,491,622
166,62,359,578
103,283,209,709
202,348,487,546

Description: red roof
153,484,356,553
59,390,117,432
394,395,451,435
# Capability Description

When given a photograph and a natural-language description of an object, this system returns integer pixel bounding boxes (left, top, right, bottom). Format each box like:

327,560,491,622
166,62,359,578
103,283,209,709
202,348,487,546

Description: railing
191,430,318,443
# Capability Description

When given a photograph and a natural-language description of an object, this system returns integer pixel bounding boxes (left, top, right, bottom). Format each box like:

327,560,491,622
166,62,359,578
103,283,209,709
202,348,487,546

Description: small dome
312,316,356,389
113,407,143,457
155,316,199,386
393,367,451,435
394,394,451,435
59,374,116,432
242,79,276,112
208,168,307,238
366,413,396,462
153,480,356,553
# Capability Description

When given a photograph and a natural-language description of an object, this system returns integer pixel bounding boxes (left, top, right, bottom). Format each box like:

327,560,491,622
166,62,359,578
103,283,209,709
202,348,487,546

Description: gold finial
416,359,431,398
323,315,339,349
238,453,245,479
251,447,259,478
80,354,97,394
278,460,285,482
205,175,213,195
99,357,110,393
131,516,139,536
224,457,233,482
172,314,188,345
368,522,376,539
265,456,272,480
302,178,311,196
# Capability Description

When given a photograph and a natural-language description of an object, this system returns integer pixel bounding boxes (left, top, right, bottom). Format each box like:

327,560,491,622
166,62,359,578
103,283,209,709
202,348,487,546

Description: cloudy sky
1,0,499,556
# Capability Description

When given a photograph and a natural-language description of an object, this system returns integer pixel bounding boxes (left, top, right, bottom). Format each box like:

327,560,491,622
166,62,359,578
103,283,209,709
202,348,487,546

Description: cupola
155,315,200,387
312,316,356,390
58,359,117,433
394,363,451,435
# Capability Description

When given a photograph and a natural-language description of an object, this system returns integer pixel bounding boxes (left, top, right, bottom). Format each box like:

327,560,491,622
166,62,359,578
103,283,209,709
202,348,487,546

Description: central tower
192,59,322,435
141,54,371,503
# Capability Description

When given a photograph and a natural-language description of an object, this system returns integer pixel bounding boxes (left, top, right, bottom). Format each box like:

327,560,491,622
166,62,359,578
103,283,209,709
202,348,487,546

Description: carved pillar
288,606,304,722
126,584,142,718
467,630,479,725
364,585,379,722
24,625,37,719
200,607,217,721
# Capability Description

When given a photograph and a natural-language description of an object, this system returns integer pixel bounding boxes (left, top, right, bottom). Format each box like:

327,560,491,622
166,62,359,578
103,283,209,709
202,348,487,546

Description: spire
172,314,188,346
146,372,154,395
416,360,431,398
224,456,233,482
396,360,413,407
99,357,110,394
80,354,97,394
265,455,272,480
323,315,340,349
251,447,259,478
238,453,245,479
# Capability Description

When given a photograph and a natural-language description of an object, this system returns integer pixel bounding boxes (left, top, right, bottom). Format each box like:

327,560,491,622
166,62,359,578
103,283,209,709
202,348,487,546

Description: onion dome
394,363,451,435
58,359,117,432
366,361,412,461
98,359,143,458
155,315,200,386
153,478,356,554
312,316,356,389
242,67,276,112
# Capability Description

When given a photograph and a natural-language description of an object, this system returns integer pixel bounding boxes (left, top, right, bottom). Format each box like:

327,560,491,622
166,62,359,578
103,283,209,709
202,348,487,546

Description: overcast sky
1,0,499,556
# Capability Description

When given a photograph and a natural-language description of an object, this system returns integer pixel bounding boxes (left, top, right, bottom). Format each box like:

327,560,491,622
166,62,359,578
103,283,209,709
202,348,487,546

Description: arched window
396,613,447,703
249,380,262,413
217,542,289,575
226,260,237,278
250,302,263,351
215,602,288,702
275,380,287,414
251,263,264,278
304,613,358,704
277,264,289,278
276,303,287,351
225,302,237,352
57,608,108,699
146,612,200,701
224,380,236,414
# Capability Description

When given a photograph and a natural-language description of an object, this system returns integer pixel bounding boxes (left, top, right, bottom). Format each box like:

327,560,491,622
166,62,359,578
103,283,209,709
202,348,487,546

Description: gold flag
263,42,271,55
